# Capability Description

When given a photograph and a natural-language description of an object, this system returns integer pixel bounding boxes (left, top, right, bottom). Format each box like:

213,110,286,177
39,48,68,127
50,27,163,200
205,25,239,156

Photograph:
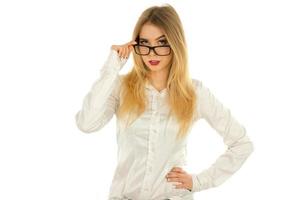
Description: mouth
149,60,160,66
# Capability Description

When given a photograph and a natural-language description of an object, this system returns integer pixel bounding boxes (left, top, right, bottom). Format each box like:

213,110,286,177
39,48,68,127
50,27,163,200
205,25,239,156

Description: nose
148,48,156,56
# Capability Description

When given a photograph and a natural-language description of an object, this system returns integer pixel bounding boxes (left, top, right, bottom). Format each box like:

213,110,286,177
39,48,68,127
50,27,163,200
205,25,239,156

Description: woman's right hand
111,40,137,59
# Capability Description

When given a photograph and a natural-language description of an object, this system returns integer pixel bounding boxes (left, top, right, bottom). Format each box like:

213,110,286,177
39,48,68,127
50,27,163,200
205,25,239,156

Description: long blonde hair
116,4,197,141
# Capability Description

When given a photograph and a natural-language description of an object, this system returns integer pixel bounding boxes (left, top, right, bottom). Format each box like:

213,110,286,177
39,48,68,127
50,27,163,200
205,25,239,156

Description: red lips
149,60,160,65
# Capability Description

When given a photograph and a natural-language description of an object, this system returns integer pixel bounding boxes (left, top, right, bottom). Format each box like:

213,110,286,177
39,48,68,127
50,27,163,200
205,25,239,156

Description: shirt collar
145,79,167,95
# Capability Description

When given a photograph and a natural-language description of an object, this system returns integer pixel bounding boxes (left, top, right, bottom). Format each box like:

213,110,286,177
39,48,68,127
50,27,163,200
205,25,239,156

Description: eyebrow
139,35,166,41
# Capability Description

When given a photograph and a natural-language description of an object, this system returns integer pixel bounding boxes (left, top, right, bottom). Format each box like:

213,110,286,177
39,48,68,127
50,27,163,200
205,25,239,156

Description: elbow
248,140,254,155
76,122,94,134
229,136,254,158
75,111,95,134
244,133,254,156
240,140,254,158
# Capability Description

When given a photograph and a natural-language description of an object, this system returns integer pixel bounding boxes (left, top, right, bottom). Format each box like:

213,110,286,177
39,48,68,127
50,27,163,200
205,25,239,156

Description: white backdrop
1,0,299,199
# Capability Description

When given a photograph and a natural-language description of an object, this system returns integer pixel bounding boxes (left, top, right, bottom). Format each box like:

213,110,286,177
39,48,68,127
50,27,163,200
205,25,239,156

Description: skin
138,23,172,92
111,24,193,191
165,167,193,191
111,23,172,92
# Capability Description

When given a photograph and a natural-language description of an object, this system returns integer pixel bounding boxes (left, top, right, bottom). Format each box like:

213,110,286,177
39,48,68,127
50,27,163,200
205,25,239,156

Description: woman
75,4,254,200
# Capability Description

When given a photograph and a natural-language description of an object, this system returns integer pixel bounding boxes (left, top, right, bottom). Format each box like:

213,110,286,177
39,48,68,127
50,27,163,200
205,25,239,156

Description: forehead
139,23,165,40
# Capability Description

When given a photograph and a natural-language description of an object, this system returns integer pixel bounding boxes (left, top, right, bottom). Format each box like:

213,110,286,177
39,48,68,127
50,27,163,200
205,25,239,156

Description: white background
1,0,299,199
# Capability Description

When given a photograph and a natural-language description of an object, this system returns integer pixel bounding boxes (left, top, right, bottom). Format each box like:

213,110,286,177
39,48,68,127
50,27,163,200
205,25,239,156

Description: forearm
75,49,127,133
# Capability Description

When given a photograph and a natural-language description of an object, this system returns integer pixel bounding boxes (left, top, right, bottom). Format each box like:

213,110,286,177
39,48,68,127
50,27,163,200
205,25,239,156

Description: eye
158,39,168,45
139,40,148,45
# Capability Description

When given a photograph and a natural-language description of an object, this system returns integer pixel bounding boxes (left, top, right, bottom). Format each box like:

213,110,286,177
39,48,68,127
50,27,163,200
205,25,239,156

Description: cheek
141,56,148,64
161,56,172,65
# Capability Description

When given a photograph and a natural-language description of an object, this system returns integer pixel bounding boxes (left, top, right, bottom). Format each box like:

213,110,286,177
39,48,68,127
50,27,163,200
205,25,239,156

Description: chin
148,66,163,71
147,63,166,70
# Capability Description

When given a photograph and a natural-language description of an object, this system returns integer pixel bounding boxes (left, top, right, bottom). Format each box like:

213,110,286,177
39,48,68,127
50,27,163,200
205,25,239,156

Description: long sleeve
75,49,127,133
191,80,254,192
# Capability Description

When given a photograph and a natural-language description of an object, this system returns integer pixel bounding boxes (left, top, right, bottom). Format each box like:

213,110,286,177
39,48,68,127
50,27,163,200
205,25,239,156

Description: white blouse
75,49,254,200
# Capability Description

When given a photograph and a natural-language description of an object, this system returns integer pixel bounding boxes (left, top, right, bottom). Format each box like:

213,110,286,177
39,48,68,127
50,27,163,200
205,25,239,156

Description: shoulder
191,78,204,92
191,78,202,87
191,78,212,103
191,78,205,120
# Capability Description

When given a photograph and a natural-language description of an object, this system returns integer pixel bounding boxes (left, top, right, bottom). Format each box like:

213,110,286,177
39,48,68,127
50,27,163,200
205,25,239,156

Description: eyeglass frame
132,44,172,56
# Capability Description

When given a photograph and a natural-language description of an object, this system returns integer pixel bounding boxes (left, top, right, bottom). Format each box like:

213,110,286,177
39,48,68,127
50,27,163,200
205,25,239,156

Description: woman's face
138,23,172,73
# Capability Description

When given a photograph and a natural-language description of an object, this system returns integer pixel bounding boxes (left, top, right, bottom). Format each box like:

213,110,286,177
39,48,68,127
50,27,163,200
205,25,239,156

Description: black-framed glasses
133,44,171,56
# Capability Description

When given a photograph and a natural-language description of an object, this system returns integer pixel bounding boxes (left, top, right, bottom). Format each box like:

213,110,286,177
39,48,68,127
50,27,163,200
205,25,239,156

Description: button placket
140,93,157,196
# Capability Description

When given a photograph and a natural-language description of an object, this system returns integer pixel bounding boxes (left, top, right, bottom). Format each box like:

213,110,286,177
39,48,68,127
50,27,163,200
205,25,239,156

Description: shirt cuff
102,49,128,72
191,173,201,192
191,173,209,192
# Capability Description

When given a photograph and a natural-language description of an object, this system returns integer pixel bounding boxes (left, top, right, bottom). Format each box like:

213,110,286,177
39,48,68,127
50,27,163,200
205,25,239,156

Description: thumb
129,40,138,45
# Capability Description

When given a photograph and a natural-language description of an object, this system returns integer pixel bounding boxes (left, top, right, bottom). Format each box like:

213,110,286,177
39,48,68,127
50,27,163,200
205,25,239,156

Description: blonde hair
116,4,197,141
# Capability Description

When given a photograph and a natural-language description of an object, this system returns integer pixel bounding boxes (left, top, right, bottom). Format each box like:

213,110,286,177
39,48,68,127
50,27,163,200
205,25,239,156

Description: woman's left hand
165,167,193,191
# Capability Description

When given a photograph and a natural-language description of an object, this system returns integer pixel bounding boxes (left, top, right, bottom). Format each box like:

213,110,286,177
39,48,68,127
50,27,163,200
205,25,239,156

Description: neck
147,69,170,91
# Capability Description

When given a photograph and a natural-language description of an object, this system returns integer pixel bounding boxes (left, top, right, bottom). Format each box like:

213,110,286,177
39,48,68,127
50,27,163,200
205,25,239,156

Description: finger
171,167,185,173
125,46,129,58
128,40,137,45
118,48,123,58
128,46,132,57
120,48,125,59
129,45,134,52
166,172,184,178
116,46,122,54
167,177,182,183
174,182,187,190
121,48,126,59
127,41,135,52
173,169,187,174
129,45,135,55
